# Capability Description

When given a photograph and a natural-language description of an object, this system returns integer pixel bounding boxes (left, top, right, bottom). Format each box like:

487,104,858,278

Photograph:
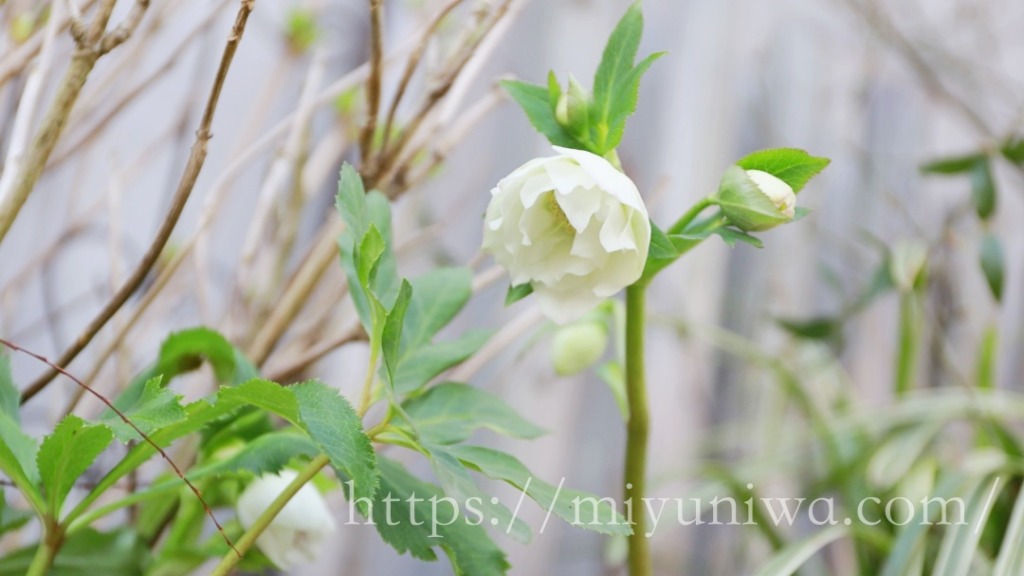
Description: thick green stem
25,520,61,576
624,283,651,576
667,196,714,235
209,453,330,576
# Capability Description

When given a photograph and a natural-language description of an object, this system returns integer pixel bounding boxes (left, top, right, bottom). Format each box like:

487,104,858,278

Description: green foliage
100,377,187,442
0,356,38,490
292,381,379,510
368,458,511,576
37,416,114,516
500,80,577,148
449,445,632,535
0,529,149,576
501,1,662,155
392,330,491,395
396,382,544,445
921,152,997,220
588,2,665,153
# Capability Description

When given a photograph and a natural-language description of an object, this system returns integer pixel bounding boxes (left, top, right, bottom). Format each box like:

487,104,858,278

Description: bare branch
22,0,258,403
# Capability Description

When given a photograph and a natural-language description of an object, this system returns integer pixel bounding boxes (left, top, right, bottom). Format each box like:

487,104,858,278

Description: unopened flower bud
889,239,928,292
555,76,590,140
715,166,798,232
551,320,609,376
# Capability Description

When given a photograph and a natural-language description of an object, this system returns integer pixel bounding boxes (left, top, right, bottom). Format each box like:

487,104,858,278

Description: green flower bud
551,319,608,376
715,166,797,232
889,239,928,292
555,75,590,141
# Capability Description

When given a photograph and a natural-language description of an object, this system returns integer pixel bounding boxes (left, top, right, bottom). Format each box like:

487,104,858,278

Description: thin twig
358,0,384,167
21,0,257,403
0,337,239,557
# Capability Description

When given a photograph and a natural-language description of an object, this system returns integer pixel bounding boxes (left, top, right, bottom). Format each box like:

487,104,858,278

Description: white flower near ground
236,469,336,570
483,146,651,324
745,169,796,218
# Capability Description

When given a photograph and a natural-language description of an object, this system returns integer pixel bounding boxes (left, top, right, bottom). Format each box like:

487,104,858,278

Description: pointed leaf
37,415,114,515
393,330,492,394
970,157,996,219
448,445,632,535
980,232,1004,302
100,377,187,442
365,458,510,575
736,148,831,193
398,382,544,444
504,283,533,306
500,79,578,148
402,268,472,350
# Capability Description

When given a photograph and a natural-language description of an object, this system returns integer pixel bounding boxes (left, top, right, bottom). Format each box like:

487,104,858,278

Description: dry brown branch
358,0,385,167
21,0,257,403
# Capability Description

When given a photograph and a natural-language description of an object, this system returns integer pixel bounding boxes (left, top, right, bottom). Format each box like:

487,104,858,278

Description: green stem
624,283,650,576
209,453,330,576
25,520,60,576
667,196,714,235
895,291,920,396
358,346,380,416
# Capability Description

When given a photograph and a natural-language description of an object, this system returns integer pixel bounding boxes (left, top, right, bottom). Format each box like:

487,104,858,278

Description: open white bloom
745,169,796,218
483,146,651,324
236,469,336,570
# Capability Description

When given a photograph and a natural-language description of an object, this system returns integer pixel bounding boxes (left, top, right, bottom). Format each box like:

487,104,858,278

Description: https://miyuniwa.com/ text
341,477,999,538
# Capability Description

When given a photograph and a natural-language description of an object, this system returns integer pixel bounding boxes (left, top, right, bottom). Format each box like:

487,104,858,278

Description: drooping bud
551,319,609,376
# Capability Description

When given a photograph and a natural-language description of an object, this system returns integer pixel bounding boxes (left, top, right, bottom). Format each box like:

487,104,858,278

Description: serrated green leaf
447,445,632,535
192,431,317,480
0,528,149,576
970,157,996,219
600,51,665,151
0,412,41,513
398,382,544,444
393,330,492,395
219,378,299,422
500,79,578,148
292,381,378,511
336,163,371,240
100,377,187,442
735,148,831,193
504,283,533,306
423,444,530,543
113,327,254,412
402,268,472,351
38,415,114,515
920,153,985,175
366,457,511,575
589,2,661,152
980,232,1004,302
0,355,17,423
152,328,240,383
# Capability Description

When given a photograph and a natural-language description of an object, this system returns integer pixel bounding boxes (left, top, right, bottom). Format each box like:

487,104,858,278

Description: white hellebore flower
483,146,651,324
745,169,796,218
237,469,336,570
